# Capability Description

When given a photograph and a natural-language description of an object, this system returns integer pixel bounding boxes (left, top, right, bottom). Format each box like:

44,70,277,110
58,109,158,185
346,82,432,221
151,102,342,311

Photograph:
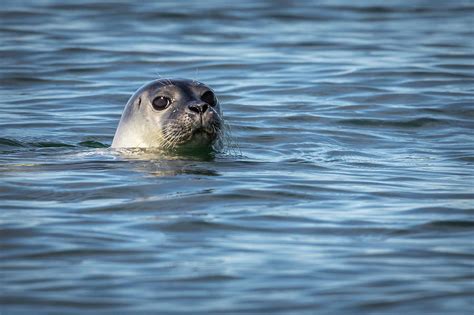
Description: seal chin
190,128,216,145
171,129,216,152
192,126,216,138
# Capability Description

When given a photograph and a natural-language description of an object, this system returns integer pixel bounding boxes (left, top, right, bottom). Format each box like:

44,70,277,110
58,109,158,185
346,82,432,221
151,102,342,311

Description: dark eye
201,91,217,107
152,96,171,110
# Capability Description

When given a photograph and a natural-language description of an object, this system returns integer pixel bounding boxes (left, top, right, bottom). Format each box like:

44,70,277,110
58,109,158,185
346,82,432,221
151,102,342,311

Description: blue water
1,1,473,314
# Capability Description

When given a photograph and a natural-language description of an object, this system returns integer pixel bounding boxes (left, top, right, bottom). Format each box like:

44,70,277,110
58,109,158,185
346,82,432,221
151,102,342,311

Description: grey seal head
112,78,223,150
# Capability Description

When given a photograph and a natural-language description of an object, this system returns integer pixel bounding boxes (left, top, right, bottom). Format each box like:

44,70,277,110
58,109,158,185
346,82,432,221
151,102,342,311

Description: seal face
111,79,223,150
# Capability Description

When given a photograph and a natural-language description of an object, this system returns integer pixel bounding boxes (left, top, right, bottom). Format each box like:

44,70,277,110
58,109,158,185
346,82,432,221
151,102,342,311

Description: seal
111,78,223,150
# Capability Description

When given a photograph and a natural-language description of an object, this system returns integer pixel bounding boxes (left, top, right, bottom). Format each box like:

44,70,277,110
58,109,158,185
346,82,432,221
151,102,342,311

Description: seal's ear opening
135,97,141,109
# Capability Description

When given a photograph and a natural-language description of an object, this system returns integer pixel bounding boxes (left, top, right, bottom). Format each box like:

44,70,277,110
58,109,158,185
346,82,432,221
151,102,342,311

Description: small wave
0,138,109,149
0,138,25,147
417,220,474,230
31,142,75,148
78,141,109,148
338,117,442,128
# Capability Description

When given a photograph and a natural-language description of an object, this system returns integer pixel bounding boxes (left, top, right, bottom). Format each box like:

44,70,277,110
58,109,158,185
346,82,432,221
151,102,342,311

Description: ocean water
1,0,473,314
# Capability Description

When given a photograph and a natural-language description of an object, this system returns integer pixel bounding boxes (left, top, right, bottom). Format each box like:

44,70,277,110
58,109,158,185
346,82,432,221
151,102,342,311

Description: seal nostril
189,105,200,113
188,103,208,114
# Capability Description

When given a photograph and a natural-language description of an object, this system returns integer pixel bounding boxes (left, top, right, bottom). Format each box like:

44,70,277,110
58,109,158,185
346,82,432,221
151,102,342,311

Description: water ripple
1,0,473,314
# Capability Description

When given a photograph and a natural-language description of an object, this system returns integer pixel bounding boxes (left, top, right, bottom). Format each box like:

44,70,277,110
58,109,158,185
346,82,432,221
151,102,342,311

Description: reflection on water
1,0,473,314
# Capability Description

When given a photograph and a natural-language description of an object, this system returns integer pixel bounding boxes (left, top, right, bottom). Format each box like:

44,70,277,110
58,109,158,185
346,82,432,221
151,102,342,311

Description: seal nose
188,103,209,114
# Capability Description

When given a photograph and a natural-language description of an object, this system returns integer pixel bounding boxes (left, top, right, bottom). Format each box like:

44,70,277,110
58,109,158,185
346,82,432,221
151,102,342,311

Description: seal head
111,79,223,150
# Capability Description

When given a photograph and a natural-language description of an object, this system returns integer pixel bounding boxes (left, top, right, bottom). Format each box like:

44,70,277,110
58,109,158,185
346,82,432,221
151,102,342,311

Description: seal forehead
147,78,208,90
141,79,212,100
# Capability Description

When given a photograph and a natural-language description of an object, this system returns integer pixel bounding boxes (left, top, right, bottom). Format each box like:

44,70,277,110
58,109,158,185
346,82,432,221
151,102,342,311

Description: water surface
1,1,473,314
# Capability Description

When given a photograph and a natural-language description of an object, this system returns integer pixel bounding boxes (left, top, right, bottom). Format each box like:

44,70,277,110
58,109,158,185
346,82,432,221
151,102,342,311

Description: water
1,0,473,314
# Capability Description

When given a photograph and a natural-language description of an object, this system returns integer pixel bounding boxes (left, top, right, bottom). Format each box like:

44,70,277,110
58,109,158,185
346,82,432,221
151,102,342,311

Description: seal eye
201,91,217,107
152,96,171,111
